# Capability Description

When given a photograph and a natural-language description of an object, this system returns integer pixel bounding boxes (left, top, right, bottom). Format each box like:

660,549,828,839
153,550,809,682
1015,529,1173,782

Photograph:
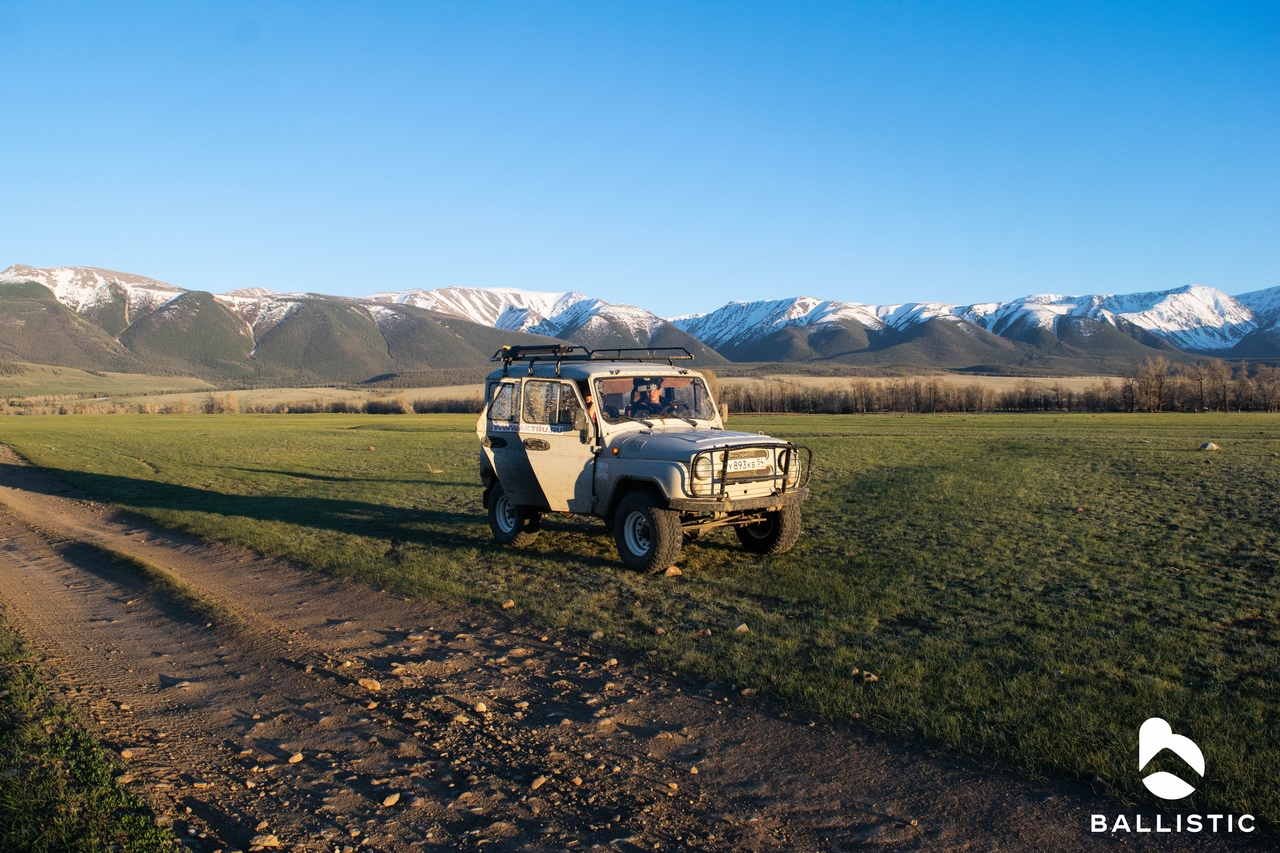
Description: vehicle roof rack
492,345,694,376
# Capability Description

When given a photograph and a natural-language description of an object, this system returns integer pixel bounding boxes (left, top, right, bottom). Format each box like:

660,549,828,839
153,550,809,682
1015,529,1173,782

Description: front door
517,378,596,512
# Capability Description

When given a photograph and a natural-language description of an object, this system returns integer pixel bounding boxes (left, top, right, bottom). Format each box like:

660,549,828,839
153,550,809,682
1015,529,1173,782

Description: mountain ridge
2,264,1276,384
673,284,1277,355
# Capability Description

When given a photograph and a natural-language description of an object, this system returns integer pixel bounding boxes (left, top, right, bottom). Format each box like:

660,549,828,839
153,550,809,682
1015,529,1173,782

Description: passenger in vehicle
575,380,599,431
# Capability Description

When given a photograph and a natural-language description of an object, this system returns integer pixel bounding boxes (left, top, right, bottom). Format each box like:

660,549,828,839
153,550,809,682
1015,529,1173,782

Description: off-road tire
488,482,541,547
735,504,801,555
613,490,683,571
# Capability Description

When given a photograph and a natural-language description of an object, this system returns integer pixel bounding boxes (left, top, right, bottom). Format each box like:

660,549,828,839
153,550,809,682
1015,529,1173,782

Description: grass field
719,373,1117,392
108,383,487,410
1,413,1277,821
0,361,212,398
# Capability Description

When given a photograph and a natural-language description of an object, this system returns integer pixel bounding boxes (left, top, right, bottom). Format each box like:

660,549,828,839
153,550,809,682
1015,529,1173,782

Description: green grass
0,613,173,852
0,360,212,399
1,413,1277,821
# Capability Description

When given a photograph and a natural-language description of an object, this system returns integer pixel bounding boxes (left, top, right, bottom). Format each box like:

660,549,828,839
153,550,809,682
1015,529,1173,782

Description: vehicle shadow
219,466,459,486
0,461,488,550
0,461,626,570
51,539,213,630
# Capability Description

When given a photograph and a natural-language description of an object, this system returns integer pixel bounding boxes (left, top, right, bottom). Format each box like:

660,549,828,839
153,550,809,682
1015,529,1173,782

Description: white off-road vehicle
477,345,811,571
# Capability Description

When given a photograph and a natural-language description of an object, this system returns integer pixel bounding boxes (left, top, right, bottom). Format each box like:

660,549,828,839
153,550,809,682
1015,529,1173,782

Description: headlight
692,455,713,481
780,448,801,485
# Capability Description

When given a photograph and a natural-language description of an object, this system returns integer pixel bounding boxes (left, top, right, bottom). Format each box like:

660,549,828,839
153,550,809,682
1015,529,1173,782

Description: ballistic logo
1090,718,1255,835
1139,717,1203,800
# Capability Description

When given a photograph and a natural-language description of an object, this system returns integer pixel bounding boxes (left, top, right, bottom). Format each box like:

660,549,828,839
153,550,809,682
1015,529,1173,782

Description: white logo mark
1139,717,1204,800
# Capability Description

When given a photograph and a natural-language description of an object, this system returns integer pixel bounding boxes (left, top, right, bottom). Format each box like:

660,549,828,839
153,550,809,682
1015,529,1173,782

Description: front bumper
668,487,809,514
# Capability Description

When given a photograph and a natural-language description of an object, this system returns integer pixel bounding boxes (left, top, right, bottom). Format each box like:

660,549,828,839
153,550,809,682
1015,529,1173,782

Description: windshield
593,375,717,424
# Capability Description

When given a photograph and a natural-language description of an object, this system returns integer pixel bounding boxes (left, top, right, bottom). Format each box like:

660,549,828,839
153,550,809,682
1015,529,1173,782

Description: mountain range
2,264,1277,386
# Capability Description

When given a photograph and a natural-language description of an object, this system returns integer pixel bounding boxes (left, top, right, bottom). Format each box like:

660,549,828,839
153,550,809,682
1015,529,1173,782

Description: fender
602,476,670,525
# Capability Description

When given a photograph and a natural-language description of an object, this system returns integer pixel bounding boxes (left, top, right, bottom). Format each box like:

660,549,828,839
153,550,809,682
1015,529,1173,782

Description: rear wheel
488,482,541,547
735,504,801,555
613,490,683,571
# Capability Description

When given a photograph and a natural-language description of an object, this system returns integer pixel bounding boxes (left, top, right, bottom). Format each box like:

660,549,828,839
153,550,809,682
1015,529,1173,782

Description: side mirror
720,403,729,424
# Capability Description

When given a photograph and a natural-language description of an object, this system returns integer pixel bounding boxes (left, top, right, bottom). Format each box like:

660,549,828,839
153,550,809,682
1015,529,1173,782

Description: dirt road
0,447,1260,851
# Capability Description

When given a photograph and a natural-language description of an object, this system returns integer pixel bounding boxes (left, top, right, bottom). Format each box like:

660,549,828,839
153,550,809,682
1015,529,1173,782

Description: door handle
523,438,550,451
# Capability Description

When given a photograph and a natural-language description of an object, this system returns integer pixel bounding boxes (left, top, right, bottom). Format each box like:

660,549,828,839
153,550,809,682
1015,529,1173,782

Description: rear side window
488,382,519,424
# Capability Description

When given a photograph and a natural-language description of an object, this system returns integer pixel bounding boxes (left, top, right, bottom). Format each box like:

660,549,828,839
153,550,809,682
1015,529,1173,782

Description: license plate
726,457,765,472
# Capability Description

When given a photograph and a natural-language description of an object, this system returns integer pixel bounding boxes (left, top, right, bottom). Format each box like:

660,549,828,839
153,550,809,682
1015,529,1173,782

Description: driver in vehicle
629,379,669,417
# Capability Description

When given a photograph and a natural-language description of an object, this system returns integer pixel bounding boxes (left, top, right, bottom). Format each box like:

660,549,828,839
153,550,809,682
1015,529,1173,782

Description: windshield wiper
637,410,698,427
655,407,701,427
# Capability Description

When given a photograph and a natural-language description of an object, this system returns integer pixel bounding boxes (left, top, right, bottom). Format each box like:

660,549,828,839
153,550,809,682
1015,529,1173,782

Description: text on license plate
727,458,765,472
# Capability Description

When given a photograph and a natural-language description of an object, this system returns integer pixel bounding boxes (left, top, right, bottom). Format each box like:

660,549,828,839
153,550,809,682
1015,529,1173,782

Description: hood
613,428,788,462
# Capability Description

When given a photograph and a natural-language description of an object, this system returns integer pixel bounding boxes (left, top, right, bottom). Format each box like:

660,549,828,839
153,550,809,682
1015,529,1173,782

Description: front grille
690,443,811,498
725,464,773,481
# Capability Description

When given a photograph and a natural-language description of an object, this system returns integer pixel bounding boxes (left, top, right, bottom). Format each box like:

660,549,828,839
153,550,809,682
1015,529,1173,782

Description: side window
522,380,554,425
558,385,587,429
487,382,519,425
523,380,584,429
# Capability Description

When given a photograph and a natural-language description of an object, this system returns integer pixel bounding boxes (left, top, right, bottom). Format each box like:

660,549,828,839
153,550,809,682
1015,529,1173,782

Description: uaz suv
478,345,811,571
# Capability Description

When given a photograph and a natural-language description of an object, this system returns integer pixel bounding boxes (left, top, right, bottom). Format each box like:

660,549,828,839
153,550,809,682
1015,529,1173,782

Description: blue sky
2,1,1276,315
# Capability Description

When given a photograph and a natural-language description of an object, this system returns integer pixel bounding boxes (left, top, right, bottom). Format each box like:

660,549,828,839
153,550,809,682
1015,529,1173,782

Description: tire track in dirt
0,447,1263,851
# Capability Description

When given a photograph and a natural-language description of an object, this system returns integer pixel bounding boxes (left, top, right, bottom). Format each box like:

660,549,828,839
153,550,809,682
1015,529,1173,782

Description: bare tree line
719,359,1280,414
6,359,1278,416
2,394,485,416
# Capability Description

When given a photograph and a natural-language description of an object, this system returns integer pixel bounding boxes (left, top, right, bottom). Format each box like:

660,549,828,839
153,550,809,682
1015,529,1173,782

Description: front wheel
735,504,801,555
488,482,541,547
613,490,683,571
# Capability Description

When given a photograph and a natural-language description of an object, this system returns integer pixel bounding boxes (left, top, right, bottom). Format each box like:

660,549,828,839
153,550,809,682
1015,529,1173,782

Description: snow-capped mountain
3,264,1277,381
0,266,690,354
954,285,1259,350
673,284,1274,355
212,291,302,350
368,285,679,344
0,265,299,347
878,302,971,330
1,264,185,331
1236,286,1280,330
369,286,590,332
674,297,884,348
1089,285,1256,350
365,285,718,358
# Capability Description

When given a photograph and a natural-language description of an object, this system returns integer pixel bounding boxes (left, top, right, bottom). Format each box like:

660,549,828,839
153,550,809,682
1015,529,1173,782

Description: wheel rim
494,494,517,534
623,510,653,555
741,519,773,540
